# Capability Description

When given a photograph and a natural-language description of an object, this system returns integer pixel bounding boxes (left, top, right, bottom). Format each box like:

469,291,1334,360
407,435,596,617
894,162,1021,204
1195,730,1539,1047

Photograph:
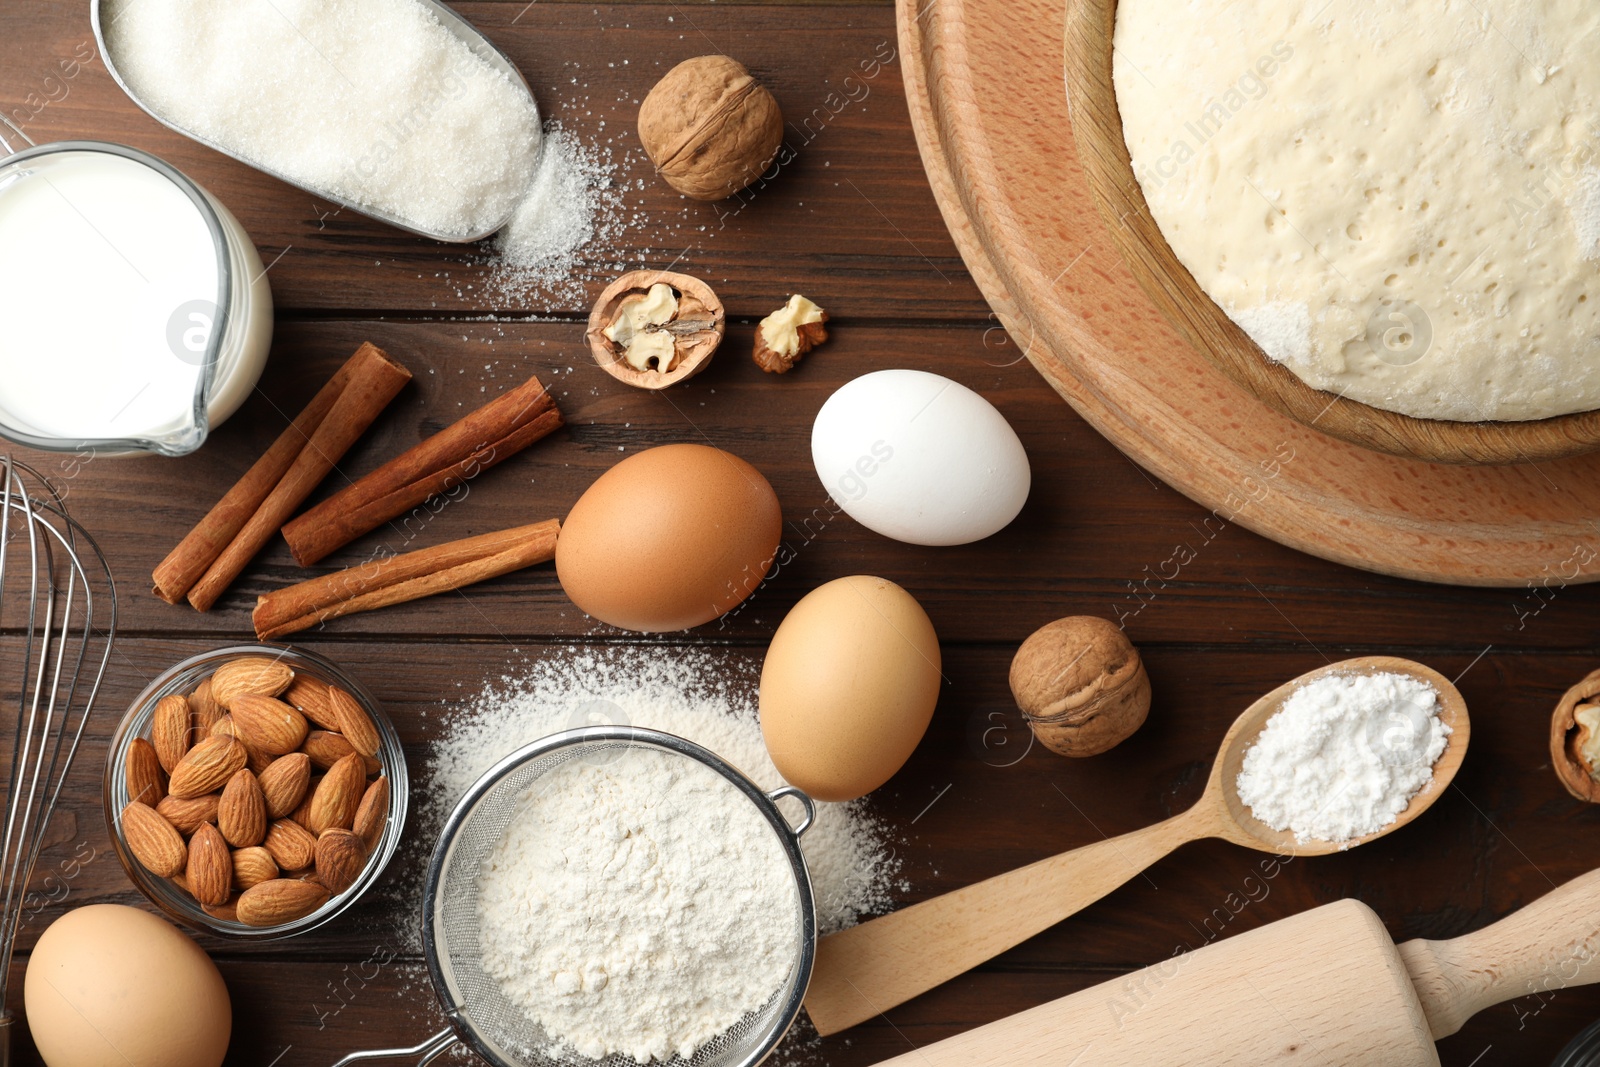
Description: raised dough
1114,0,1600,421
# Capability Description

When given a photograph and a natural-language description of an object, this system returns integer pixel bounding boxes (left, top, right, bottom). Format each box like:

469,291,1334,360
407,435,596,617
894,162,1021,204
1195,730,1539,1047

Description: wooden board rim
895,0,1600,588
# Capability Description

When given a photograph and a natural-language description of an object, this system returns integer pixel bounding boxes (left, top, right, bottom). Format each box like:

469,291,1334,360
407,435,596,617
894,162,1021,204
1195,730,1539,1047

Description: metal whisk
0,457,115,1064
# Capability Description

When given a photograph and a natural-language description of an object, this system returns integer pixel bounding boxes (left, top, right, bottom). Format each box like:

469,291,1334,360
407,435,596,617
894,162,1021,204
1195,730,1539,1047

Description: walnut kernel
586,271,725,390
1551,668,1600,803
753,294,829,373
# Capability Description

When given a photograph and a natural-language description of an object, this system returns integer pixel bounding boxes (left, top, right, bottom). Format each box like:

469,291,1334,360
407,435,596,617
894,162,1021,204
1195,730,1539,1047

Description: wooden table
4,2,1600,1064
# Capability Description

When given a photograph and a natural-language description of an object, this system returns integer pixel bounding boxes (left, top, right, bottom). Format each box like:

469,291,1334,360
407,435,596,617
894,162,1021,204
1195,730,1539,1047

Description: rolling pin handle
805,800,1216,1036
1399,867,1600,1039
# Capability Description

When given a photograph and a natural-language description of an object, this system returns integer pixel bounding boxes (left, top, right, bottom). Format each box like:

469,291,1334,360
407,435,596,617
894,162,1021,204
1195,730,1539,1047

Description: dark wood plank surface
3,2,1600,1066
5,2,968,321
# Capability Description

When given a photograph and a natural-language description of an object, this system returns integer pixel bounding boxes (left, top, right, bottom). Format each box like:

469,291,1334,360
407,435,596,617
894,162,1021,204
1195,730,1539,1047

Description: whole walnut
638,55,784,201
1009,616,1150,757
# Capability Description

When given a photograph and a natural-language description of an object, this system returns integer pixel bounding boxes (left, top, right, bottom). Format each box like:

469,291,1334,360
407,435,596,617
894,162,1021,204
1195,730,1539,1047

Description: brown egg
557,444,783,632
25,904,231,1067
760,576,942,801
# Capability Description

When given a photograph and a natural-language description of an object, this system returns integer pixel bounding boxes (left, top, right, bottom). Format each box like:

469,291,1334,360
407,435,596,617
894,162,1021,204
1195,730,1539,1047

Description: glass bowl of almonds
103,644,408,939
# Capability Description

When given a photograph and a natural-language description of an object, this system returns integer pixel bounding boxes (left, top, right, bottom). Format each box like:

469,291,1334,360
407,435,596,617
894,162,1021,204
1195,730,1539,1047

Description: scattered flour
477,746,800,1062
1570,167,1600,261
1233,301,1312,367
1236,671,1450,846
103,0,540,237
426,647,902,936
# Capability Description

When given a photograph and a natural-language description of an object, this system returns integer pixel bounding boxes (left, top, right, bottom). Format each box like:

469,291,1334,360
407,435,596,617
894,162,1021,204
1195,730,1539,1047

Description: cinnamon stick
281,374,563,566
252,519,560,639
152,355,358,604
186,342,413,612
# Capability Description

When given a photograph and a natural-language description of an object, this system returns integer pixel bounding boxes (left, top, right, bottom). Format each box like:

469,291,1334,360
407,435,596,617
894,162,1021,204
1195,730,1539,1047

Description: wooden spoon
803,656,1470,1036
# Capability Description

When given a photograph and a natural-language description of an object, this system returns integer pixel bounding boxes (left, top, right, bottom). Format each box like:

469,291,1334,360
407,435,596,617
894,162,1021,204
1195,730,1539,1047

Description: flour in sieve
1235,671,1449,846
478,745,799,1062
426,647,902,935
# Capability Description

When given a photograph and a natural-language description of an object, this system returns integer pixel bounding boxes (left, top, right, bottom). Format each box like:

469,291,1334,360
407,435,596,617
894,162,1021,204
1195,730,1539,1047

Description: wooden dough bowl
1063,0,1600,465
897,0,1600,586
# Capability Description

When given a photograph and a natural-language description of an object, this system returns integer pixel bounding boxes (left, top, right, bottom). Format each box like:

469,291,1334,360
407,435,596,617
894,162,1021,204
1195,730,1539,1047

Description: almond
327,686,380,758
284,676,342,731
315,828,367,894
258,752,312,819
186,823,232,906
122,801,186,878
299,731,381,776
308,754,365,834
301,729,356,771
231,694,309,756
264,818,317,871
236,878,329,927
211,656,295,708
218,768,268,847
246,745,274,776
213,712,272,772
202,896,240,923
231,845,279,890
353,776,389,850
125,738,167,806
151,693,193,773
168,734,248,798
190,676,225,734
291,778,320,830
156,793,220,835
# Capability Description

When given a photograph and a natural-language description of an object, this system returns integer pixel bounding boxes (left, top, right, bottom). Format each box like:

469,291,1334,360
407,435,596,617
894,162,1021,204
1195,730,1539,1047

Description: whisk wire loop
0,457,116,1033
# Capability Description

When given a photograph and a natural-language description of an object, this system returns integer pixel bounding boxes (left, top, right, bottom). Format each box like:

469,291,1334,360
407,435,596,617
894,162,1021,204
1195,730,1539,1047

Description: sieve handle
330,1027,457,1066
767,786,817,837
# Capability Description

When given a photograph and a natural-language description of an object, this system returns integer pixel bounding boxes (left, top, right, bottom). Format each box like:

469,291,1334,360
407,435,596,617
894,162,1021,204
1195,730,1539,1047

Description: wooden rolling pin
867,868,1600,1066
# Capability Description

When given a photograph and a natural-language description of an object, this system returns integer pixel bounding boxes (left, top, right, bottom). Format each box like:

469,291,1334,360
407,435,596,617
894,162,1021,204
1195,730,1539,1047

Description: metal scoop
89,0,539,242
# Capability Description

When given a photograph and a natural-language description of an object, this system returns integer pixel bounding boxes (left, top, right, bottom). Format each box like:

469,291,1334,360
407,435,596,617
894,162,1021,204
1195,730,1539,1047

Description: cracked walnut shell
638,55,784,201
1551,668,1600,803
586,270,725,390
1009,616,1150,757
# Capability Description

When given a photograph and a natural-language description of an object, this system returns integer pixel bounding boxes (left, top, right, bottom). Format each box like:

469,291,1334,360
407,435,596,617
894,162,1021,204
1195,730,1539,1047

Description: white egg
811,369,1031,546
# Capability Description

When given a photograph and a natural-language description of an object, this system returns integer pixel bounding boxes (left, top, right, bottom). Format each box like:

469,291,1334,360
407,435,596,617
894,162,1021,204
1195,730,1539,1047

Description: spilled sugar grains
469,117,704,311
478,125,632,308
496,127,601,271
426,647,903,936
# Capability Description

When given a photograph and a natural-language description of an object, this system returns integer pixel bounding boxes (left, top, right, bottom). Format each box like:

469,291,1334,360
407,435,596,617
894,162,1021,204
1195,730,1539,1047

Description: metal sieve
332,726,818,1067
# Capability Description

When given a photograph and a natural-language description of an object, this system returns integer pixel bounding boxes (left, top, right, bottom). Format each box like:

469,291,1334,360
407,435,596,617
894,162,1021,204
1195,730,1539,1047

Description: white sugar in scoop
97,0,541,241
